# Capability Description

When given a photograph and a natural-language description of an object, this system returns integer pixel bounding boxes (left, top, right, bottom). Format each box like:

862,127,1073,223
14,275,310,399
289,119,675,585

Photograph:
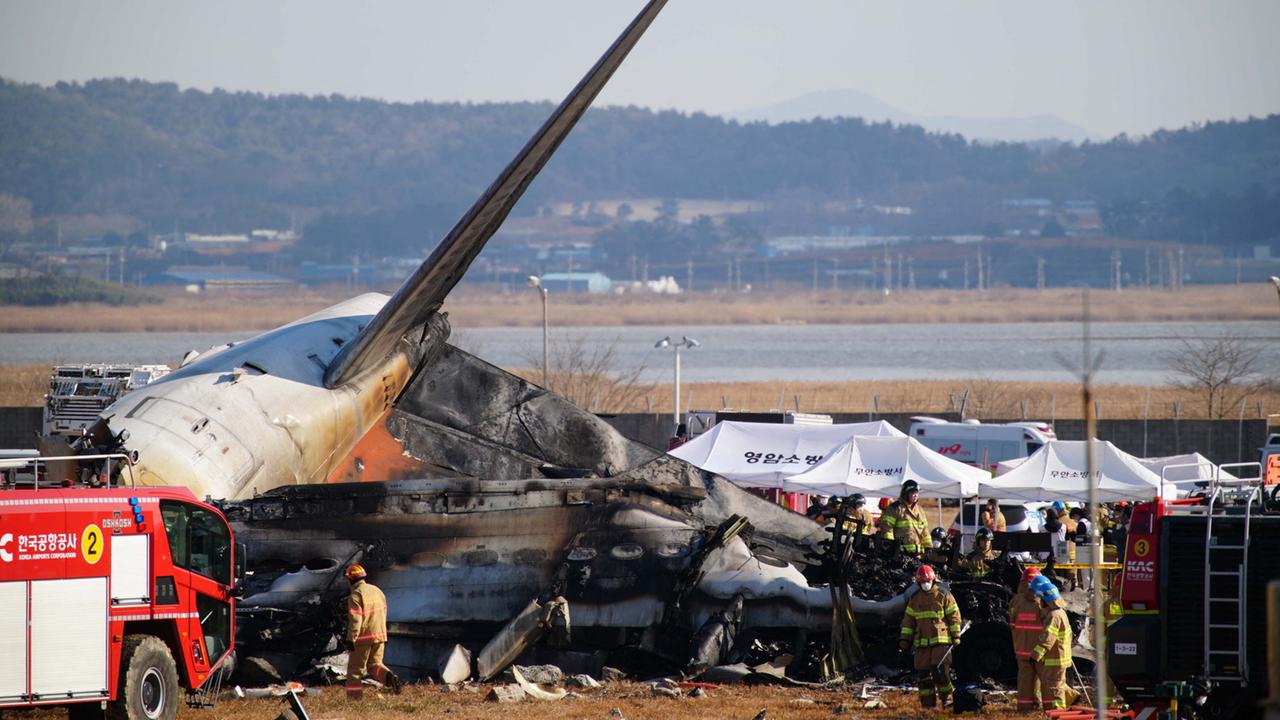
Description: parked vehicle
1109,463,1272,719
909,416,1054,472
0,454,240,720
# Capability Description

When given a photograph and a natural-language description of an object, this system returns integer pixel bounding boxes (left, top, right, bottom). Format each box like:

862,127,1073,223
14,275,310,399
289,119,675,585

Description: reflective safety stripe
1015,650,1032,657
915,635,952,647
1040,657,1072,667
355,632,387,641
906,609,945,619
900,627,914,636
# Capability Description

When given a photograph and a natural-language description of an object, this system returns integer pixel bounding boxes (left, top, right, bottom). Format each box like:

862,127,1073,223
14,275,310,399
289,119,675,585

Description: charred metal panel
396,344,656,476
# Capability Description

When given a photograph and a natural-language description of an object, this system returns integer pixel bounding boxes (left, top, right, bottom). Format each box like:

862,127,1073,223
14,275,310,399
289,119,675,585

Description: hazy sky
3,0,1278,138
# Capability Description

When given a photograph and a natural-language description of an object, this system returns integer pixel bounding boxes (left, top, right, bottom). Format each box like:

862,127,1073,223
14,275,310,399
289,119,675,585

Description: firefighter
980,497,1007,532
344,564,401,699
1029,574,1073,710
956,526,999,578
1009,566,1043,711
925,527,953,568
878,479,929,557
845,493,876,536
899,564,962,709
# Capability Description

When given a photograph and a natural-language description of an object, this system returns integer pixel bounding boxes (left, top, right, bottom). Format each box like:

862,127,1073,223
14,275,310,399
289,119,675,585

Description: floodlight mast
655,336,699,436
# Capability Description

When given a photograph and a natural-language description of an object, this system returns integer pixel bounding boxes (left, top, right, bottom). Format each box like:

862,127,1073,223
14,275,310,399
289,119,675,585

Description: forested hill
2,78,1279,243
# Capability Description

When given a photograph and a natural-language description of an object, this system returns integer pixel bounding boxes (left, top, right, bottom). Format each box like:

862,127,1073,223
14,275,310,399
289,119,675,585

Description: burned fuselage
223,350,916,678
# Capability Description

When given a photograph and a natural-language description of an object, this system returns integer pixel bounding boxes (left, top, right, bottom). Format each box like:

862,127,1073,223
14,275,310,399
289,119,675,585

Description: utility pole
976,245,985,291
907,256,916,290
812,257,819,295
686,257,694,293
1036,256,1046,291
882,243,892,292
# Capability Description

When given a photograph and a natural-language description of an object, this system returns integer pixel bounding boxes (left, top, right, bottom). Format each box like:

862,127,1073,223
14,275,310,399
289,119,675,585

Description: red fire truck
1108,463,1277,719
0,454,240,720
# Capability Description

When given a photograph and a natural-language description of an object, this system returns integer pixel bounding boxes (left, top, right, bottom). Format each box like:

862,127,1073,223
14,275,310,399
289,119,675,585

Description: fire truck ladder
1200,464,1264,684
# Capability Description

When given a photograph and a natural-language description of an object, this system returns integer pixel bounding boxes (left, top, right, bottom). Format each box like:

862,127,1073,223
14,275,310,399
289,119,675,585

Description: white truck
908,416,1054,472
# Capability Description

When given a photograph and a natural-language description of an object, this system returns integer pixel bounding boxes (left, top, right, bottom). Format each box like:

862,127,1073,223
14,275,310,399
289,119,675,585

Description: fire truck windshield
160,500,232,585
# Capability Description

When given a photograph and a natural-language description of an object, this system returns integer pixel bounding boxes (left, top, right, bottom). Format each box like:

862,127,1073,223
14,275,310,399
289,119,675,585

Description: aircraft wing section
325,0,668,388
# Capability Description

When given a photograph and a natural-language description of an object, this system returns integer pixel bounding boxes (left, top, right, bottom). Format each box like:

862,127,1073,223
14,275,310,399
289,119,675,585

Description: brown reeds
0,283,1274,332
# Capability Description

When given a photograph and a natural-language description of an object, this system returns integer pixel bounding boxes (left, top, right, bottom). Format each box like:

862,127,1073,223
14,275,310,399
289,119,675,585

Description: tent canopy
1138,453,1236,483
667,420,905,487
978,439,1166,503
785,435,986,498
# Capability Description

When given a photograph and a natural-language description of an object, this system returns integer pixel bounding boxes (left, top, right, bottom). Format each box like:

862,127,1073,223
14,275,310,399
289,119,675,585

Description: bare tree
522,334,653,413
1162,334,1264,418
964,376,1013,420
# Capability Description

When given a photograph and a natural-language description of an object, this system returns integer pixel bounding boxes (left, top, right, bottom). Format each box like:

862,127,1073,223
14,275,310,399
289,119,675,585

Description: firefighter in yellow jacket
1009,566,1044,711
878,479,929,557
1029,574,1073,710
344,564,401,699
899,565,963,708
956,527,999,578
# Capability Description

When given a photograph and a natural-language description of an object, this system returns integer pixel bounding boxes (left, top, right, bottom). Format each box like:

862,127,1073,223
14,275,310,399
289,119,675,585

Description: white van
909,416,1055,471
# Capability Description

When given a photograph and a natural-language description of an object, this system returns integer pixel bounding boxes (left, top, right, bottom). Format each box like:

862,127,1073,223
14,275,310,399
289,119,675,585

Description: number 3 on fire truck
82,524,103,564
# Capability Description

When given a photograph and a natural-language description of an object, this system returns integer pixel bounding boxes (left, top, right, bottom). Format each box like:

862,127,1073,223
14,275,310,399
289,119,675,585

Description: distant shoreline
0,283,1273,333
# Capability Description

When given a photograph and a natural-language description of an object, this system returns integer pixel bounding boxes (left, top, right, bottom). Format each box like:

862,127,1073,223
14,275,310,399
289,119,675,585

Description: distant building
535,272,612,293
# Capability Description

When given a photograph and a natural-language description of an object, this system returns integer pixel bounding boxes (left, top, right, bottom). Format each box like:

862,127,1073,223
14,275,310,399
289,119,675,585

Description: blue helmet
1051,501,1066,512
1031,575,1060,602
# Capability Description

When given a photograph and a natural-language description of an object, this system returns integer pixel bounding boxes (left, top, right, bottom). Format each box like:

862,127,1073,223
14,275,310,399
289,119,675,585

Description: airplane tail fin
325,0,668,388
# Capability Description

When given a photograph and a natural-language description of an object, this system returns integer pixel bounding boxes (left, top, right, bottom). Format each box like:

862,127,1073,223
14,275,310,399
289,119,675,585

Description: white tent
978,439,1166,503
784,435,986,498
994,456,1028,476
667,420,905,487
1138,453,1236,483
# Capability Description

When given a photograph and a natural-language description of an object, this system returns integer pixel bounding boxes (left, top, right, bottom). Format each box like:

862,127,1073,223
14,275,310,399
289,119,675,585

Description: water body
3,321,1275,386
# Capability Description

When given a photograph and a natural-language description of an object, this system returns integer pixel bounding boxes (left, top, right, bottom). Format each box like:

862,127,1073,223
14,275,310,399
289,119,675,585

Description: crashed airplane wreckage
222,335,927,682
53,0,1064,687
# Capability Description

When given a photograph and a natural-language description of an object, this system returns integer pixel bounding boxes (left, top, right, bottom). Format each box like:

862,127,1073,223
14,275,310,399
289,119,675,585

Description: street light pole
528,276,549,387
656,336,699,436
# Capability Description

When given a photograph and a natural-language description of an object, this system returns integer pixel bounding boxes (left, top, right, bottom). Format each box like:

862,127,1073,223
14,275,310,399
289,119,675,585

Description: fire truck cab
0,454,239,720
1108,462,1276,719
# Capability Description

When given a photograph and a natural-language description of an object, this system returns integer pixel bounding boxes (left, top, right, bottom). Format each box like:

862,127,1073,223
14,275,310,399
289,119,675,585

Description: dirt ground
6,682,1034,720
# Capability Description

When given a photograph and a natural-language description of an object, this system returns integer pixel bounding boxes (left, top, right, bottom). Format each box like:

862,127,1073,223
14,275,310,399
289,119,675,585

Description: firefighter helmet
849,493,866,508
1031,574,1059,601
915,564,936,585
975,527,993,541
901,479,920,496
344,563,367,582
930,527,947,543
1021,566,1041,584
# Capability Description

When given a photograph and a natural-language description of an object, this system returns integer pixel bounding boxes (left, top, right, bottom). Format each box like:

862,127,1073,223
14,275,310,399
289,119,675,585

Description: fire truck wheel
108,635,179,720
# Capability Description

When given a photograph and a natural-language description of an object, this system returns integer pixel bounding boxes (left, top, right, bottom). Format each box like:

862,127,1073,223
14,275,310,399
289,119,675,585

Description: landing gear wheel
107,635,179,720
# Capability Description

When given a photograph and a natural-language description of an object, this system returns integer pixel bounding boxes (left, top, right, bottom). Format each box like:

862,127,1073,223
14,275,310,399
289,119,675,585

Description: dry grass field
623,378,1280,420
0,282,1274,332
7,683,1030,720
6,360,1274,419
